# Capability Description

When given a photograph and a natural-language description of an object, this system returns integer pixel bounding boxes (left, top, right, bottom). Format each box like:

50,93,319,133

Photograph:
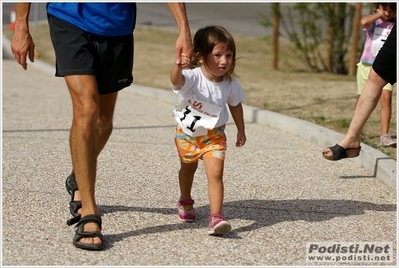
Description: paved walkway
2,47,396,265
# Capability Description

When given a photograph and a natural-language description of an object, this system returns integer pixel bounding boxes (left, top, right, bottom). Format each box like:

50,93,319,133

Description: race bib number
173,95,222,137
371,27,391,57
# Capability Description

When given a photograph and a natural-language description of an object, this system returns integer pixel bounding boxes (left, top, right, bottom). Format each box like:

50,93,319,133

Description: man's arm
11,3,35,70
167,3,193,67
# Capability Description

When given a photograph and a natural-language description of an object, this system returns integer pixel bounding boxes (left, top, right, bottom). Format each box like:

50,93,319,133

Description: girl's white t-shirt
172,67,246,136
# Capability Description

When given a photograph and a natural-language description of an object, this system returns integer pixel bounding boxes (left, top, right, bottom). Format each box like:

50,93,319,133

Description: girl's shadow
99,199,396,249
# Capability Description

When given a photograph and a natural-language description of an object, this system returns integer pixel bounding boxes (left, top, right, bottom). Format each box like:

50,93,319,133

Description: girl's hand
376,9,387,20
170,53,187,87
177,52,190,68
236,130,246,147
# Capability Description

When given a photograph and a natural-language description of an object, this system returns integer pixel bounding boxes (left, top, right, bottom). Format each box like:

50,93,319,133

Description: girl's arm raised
170,52,190,87
360,9,384,29
170,63,185,88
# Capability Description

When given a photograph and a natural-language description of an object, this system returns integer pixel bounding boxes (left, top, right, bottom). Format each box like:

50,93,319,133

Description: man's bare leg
65,74,118,246
70,91,118,206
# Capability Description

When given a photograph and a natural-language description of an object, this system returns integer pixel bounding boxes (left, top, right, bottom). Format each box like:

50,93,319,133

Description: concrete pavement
2,39,397,266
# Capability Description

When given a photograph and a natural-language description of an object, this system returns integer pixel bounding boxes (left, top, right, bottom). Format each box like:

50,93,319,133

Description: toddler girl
170,25,246,235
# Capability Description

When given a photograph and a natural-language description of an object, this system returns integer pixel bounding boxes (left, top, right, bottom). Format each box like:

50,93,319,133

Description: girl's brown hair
374,3,396,11
190,25,237,80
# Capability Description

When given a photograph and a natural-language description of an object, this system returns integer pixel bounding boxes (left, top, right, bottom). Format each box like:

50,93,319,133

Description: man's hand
11,3,35,70
11,31,35,70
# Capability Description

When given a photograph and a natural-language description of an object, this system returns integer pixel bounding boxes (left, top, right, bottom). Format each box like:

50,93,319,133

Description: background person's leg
323,67,387,159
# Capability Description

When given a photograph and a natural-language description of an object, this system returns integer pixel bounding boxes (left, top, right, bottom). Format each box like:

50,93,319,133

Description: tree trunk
326,3,334,72
272,3,279,70
348,3,362,76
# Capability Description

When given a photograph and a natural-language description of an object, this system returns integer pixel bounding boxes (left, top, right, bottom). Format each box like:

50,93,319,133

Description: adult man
11,2,193,251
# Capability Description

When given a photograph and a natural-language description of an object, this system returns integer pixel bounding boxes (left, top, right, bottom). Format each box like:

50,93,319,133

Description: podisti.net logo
306,242,393,263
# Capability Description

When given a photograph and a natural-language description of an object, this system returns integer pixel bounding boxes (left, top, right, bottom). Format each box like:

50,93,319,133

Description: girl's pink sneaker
208,213,231,235
177,199,195,222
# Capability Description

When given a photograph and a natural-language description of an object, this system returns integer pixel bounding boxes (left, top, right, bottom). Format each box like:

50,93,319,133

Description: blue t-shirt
47,3,136,36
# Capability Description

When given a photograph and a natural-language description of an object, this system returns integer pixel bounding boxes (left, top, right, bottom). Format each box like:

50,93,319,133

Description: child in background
355,3,396,147
170,25,246,235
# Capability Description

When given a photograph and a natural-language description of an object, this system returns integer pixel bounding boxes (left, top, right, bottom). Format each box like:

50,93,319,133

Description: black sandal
72,214,104,251
65,171,82,225
322,144,361,161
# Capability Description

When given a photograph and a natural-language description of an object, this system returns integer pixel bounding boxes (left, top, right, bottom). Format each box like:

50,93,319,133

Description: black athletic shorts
47,14,134,95
373,23,397,85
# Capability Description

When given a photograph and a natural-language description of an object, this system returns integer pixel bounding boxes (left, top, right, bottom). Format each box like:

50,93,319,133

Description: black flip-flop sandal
65,171,82,225
72,214,104,251
322,144,361,161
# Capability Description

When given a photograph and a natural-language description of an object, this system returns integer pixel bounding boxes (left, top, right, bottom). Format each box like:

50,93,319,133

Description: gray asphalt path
2,50,396,265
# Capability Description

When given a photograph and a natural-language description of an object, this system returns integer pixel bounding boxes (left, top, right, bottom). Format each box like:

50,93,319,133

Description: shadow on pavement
99,199,396,249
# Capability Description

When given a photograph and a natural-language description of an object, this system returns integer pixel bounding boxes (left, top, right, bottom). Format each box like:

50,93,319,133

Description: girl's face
201,42,233,83
378,4,396,21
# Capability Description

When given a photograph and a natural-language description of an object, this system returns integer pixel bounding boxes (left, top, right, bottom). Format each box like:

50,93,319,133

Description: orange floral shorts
175,125,227,163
